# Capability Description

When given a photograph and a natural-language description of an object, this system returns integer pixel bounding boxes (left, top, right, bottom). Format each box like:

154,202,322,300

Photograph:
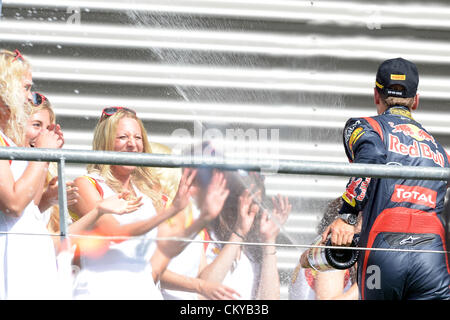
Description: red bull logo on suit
388,122,438,148
387,122,444,167
388,134,445,167
389,134,445,168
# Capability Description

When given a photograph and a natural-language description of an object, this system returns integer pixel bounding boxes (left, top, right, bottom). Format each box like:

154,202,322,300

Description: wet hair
208,169,268,269
383,96,415,109
187,141,269,254
210,170,267,241
188,141,280,265
180,140,219,190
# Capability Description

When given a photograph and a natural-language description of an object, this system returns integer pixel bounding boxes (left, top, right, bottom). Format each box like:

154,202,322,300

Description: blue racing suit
340,105,450,300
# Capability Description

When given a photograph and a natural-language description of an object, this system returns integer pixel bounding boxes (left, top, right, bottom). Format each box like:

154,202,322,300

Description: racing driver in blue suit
322,57,450,300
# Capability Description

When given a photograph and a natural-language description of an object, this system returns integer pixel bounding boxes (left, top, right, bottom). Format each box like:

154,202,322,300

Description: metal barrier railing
1,144,450,263
1,146,450,242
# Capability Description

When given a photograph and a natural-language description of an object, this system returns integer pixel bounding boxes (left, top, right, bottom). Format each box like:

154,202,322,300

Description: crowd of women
0,48,361,300
0,48,302,300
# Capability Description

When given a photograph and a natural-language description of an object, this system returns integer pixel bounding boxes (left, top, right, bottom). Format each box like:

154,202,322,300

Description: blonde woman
24,93,73,231
69,107,204,299
25,94,140,250
0,49,33,146
0,49,63,299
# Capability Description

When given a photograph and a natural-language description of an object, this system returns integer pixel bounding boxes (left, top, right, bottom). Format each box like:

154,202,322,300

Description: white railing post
57,157,69,239
56,157,74,299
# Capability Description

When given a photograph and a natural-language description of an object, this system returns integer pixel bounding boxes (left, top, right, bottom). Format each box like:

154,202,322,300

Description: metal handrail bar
1,146,449,180
1,146,448,241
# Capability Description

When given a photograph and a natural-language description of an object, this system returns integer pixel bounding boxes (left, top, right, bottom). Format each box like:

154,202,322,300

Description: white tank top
0,130,59,299
161,200,204,300
72,173,162,299
205,230,260,300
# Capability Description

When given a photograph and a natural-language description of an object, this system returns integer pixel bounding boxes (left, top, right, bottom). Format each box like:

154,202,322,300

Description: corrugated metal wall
2,0,450,299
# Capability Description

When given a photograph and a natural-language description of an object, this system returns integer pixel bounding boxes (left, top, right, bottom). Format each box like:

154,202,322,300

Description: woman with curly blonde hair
0,49,33,145
0,49,64,299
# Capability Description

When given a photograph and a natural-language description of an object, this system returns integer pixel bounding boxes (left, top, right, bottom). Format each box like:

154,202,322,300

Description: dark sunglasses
31,92,47,107
12,49,25,63
100,106,136,121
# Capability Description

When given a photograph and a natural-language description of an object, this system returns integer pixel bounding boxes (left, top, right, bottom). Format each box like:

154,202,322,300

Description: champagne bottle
307,234,360,271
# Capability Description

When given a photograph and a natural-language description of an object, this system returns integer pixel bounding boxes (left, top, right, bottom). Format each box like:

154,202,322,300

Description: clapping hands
97,191,144,215
44,177,79,207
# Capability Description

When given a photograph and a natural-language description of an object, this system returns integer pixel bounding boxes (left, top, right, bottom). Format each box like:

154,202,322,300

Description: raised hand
48,123,64,148
234,186,260,238
171,168,197,212
34,128,62,149
200,170,230,222
97,192,144,215
259,194,291,243
272,194,291,219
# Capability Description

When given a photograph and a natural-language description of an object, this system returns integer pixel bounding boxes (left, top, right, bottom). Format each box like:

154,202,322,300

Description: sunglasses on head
31,92,47,107
100,106,136,121
12,49,25,63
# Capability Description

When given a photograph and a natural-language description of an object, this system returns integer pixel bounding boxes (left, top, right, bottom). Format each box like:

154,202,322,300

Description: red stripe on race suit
361,207,449,300
363,117,384,142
